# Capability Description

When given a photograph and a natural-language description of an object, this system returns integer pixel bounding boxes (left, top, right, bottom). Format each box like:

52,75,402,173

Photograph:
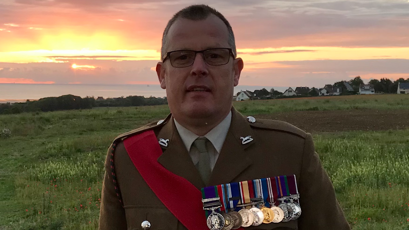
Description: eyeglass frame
162,48,236,68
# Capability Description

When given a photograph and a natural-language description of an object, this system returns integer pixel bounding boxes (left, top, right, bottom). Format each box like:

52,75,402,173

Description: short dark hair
161,4,237,60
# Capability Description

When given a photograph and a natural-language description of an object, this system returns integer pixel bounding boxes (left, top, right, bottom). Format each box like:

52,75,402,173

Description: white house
319,88,332,96
397,82,409,94
359,84,375,95
236,90,253,101
332,87,342,96
283,87,297,97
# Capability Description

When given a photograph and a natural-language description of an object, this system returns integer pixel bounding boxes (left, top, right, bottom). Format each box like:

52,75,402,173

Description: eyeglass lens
169,49,231,67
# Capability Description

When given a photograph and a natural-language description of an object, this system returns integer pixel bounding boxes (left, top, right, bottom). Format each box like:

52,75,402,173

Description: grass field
1,94,408,229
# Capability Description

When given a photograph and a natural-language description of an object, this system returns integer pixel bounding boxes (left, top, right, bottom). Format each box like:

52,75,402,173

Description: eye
209,53,221,59
175,54,189,60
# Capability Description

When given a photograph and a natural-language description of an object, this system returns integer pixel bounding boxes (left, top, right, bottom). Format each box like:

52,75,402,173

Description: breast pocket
124,205,179,230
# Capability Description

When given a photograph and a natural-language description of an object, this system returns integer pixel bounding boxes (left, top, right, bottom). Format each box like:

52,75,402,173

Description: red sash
124,130,208,230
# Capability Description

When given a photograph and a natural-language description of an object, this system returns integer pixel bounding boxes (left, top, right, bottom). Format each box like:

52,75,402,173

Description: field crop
0,94,408,229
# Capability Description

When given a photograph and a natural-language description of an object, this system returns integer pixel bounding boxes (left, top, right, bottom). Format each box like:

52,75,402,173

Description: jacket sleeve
298,134,351,230
99,144,128,230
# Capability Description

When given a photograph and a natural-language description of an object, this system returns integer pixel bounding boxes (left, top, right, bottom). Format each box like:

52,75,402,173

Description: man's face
156,15,243,123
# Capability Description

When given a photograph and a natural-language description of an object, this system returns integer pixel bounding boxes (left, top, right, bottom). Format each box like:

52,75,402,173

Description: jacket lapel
208,108,255,186
156,117,205,189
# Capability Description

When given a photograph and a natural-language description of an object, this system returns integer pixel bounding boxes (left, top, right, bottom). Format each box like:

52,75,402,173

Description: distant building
283,87,297,97
236,90,253,101
333,87,342,96
309,88,319,96
397,82,409,94
319,86,334,96
96,97,104,101
343,82,355,92
295,87,310,96
359,84,375,95
319,88,329,96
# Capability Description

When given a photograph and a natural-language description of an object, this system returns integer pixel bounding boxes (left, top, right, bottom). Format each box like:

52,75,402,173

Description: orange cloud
4,23,19,27
0,78,55,84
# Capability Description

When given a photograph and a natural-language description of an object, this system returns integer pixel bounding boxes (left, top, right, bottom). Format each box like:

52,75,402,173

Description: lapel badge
158,138,169,147
240,136,253,145
157,119,165,125
247,116,256,123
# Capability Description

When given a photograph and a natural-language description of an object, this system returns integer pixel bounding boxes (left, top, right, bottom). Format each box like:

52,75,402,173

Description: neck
173,110,230,136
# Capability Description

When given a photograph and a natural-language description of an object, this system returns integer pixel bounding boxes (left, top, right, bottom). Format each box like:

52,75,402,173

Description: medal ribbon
270,177,281,205
248,179,255,201
226,182,241,211
279,175,290,197
277,176,284,198
216,184,227,212
202,186,219,217
266,177,276,206
287,174,298,195
253,179,262,200
260,178,270,208
239,181,251,205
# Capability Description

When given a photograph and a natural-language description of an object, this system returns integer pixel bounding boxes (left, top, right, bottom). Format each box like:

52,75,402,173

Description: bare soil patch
256,109,409,133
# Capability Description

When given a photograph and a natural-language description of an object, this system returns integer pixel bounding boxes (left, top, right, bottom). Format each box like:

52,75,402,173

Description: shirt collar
174,111,232,153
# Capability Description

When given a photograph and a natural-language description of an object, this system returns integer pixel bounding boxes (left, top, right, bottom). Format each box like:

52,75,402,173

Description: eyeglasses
162,48,235,68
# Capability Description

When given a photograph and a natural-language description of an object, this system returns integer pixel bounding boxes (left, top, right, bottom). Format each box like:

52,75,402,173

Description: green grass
1,95,409,229
314,130,409,229
234,94,409,115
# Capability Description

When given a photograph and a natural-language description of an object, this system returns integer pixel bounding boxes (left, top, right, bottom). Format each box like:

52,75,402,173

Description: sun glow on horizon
71,63,96,69
0,49,160,63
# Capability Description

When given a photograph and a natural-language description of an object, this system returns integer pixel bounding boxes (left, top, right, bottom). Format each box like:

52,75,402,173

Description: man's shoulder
246,116,307,139
112,114,171,143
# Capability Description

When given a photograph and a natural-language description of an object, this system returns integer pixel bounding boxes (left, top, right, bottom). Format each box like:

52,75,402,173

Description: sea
0,84,288,103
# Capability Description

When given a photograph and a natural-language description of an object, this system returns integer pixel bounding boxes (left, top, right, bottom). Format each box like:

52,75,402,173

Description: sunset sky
1,0,409,88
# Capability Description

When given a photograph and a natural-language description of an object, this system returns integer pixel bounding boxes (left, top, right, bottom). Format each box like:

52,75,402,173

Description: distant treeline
0,94,167,115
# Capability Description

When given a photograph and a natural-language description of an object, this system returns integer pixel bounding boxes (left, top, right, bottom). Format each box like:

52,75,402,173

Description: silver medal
249,207,264,226
238,209,254,227
278,203,292,222
290,202,302,220
207,210,225,230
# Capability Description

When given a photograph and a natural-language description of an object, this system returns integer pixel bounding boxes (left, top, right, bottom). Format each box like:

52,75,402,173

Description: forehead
166,15,230,51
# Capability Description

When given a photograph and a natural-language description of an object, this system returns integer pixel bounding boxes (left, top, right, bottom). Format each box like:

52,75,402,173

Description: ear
233,58,244,87
156,62,166,89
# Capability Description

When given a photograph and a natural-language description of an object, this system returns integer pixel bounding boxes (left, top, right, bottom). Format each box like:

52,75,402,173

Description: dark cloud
239,50,315,55
276,59,409,73
308,1,409,14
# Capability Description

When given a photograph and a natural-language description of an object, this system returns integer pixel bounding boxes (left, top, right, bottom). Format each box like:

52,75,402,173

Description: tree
308,88,319,96
253,88,270,98
349,76,364,92
380,78,393,93
369,79,384,93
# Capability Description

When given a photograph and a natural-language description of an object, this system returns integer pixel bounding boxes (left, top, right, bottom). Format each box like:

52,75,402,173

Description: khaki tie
194,137,211,183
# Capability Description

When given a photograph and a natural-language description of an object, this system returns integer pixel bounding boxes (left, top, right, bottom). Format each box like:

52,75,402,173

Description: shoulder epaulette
247,116,307,139
113,113,172,143
106,114,171,206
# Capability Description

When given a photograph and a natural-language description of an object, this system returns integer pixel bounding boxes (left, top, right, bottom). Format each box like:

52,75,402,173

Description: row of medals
204,195,302,230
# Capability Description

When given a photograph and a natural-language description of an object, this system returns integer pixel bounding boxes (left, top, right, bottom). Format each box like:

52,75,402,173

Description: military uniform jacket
99,108,350,230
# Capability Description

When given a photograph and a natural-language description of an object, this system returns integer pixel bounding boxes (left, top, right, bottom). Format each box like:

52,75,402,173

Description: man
99,4,350,230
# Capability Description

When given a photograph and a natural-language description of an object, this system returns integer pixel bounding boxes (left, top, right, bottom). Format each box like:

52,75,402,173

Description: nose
190,53,208,77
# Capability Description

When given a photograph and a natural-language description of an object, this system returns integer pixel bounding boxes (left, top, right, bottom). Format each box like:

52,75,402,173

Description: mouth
186,86,211,93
